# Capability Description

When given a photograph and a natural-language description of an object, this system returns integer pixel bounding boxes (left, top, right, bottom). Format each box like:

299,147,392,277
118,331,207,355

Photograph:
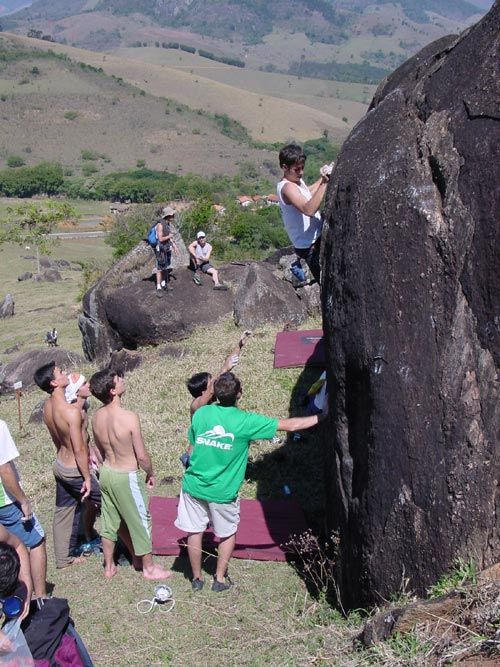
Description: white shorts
174,490,240,538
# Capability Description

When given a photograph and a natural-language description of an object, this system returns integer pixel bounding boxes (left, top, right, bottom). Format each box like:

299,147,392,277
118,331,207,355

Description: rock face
0,294,15,318
0,348,85,394
233,263,307,329
79,234,316,362
321,4,499,608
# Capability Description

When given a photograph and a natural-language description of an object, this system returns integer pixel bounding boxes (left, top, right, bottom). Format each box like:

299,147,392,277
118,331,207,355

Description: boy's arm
0,526,32,620
68,409,91,499
130,413,154,486
277,413,324,432
188,241,198,261
282,174,329,217
0,463,32,521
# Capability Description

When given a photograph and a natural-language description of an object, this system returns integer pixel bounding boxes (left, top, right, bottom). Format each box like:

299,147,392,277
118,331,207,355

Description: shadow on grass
245,362,338,604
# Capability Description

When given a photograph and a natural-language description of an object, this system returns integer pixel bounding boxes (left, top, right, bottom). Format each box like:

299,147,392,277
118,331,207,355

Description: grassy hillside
0,35,288,175
1,33,361,145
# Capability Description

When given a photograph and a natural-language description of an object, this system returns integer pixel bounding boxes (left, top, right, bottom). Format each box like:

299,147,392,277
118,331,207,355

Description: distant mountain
0,0,32,17
5,0,484,42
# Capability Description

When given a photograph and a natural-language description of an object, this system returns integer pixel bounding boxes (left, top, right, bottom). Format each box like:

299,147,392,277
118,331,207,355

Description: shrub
105,204,157,258
64,111,78,120
82,163,99,176
81,149,99,161
7,155,25,168
136,159,146,168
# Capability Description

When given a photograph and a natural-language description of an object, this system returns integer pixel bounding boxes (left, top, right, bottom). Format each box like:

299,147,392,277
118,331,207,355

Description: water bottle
291,261,306,283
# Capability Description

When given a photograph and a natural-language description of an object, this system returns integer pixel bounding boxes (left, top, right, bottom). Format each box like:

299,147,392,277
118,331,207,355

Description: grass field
0,235,370,666
3,33,362,143
0,36,276,176
0,235,489,666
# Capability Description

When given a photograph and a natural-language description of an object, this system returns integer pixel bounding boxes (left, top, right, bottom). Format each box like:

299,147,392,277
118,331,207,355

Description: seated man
0,420,47,603
188,231,227,290
0,530,33,653
89,368,171,580
175,371,324,592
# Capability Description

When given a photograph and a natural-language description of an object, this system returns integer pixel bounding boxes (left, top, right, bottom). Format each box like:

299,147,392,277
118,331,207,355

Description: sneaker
163,284,173,291
191,578,204,592
156,288,163,298
193,274,202,285
213,284,228,291
211,576,233,592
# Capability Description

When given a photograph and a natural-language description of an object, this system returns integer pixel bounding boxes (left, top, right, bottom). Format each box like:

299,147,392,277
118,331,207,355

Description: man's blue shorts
0,502,45,548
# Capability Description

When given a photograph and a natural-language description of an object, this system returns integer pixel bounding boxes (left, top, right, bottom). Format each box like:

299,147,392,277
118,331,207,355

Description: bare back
43,394,83,468
92,404,142,471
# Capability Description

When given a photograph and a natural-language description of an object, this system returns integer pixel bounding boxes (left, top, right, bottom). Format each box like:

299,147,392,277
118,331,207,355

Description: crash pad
273,329,325,368
150,496,308,562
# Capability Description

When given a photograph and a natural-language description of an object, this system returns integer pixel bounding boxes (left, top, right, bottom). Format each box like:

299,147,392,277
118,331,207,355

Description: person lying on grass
175,371,324,592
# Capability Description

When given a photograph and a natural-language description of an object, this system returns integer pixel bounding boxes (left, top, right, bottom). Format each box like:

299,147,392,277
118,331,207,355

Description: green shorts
99,464,152,556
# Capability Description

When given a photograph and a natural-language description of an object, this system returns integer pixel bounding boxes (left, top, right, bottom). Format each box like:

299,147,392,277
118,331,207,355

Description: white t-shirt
194,241,212,262
277,179,322,249
0,420,21,508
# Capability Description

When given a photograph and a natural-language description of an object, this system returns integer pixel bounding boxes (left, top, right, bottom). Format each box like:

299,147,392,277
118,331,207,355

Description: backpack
146,223,158,248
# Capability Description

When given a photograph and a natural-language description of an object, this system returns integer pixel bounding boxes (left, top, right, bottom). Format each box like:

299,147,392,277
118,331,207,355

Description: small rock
0,294,15,318
17,272,33,282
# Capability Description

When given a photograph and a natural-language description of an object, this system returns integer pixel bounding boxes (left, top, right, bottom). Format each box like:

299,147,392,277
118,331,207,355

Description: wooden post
13,381,23,430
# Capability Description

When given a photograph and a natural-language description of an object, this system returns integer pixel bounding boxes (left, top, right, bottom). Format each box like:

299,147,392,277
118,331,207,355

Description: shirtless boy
34,363,100,569
89,369,171,580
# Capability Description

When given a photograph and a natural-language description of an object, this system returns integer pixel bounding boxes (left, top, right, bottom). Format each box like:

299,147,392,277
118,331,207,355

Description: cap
197,231,206,239
161,206,175,218
65,373,86,403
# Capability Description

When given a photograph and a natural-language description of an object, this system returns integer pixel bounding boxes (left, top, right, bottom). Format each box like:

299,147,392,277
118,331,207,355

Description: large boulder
79,234,312,361
78,228,183,361
0,348,85,394
0,294,15,318
321,4,499,608
233,263,307,328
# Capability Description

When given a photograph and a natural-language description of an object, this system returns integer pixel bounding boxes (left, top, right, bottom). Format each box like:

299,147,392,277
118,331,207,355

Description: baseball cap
197,231,206,239
161,206,175,218
65,373,86,403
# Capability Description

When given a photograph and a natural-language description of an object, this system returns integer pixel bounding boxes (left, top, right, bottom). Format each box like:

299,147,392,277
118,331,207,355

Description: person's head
89,368,124,405
279,144,306,169
34,363,68,394
65,372,90,404
186,372,212,398
214,372,242,407
196,231,206,246
0,542,20,598
161,206,175,221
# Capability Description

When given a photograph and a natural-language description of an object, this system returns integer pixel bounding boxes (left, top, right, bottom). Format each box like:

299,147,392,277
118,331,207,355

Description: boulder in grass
0,294,15,318
40,269,62,282
0,348,85,394
233,263,307,329
17,272,33,282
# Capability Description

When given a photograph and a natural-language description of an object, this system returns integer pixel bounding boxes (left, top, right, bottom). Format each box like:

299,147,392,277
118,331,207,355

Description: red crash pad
273,329,325,368
150,496,308,562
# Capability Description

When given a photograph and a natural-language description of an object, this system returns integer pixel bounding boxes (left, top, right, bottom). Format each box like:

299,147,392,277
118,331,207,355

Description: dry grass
0,37,272,175
1,237,495,666
3,33,360,143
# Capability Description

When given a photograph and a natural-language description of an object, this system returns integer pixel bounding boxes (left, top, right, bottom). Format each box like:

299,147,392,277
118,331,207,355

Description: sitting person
188,231,227,290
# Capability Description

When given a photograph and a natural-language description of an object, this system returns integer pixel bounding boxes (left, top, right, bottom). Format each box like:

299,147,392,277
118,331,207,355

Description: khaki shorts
175,490,239,538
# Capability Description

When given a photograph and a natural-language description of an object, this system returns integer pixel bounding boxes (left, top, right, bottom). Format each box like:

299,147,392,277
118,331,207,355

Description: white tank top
276,179,322,249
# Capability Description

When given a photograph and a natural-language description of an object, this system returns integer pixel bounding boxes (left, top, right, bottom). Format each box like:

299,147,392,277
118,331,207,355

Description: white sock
157,284,161,290
161,280,166,288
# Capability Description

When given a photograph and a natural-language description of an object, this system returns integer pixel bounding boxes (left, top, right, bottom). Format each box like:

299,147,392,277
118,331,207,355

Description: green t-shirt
183,404,278,503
